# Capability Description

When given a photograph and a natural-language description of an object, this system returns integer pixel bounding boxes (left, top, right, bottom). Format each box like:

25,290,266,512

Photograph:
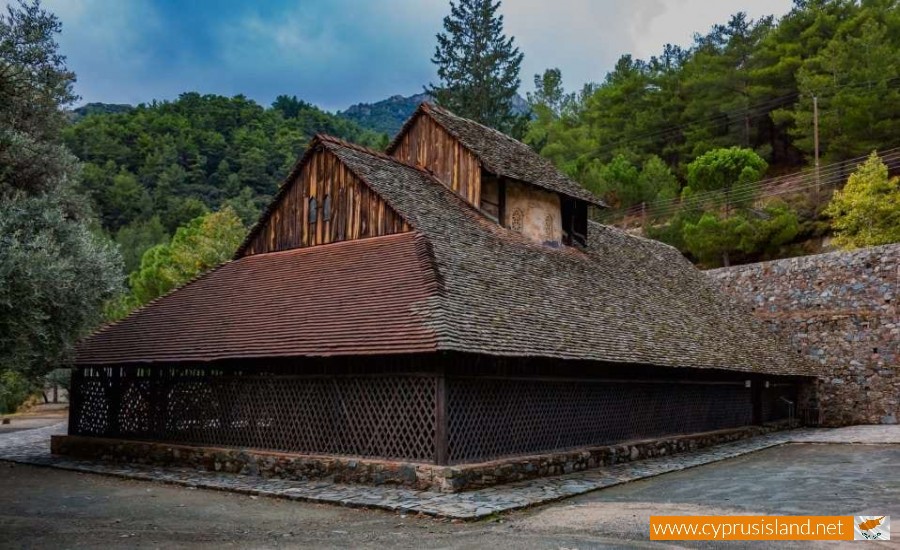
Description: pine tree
427,0,524,134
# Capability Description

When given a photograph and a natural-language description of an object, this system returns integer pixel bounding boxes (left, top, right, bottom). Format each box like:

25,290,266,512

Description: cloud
24,0,793,111
506,0,792,93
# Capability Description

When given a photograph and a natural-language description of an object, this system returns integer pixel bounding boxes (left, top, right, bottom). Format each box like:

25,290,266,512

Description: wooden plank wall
241,148,410,256
391,114,482,207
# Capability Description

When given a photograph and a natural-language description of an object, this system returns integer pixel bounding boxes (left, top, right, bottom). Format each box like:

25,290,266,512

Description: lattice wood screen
69,365,787,465
71,366,437,462
446,378,755,464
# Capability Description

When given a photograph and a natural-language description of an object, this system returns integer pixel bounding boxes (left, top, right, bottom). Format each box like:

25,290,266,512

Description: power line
585,74,900,157
591,93,799,155
599,147,900,223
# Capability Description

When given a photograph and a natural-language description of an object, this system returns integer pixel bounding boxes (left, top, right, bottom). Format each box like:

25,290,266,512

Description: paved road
0,405,67,435
1,443,897,549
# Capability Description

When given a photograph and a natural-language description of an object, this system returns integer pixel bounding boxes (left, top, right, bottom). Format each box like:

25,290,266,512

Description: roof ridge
317,133,442,177
236,231,420,259
422,102,522,145
315,134,398,162
385,102,428,154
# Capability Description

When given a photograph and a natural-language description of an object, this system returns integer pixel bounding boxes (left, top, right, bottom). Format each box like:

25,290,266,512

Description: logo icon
854,516,890,540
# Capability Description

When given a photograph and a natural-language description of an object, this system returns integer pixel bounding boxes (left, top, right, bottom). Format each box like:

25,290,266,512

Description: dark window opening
323,194,332,221
308,197,318,224
561,197,588,246
480,176,501,221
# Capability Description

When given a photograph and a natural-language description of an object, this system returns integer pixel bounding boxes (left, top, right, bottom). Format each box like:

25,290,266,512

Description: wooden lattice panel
446,378,755,464
74,377,113,435
72,367,437,462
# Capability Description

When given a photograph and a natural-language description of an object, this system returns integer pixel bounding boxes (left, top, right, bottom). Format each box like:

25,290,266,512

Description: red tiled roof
76,232,441,365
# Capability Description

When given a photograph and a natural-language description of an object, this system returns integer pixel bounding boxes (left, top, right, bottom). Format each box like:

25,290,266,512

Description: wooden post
434,368,449,466
67,367,82,436
108,366,122,438
751,377,764,425
813,95,821,206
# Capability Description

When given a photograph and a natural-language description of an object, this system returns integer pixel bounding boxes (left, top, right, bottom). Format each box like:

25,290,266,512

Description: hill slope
339,92,529,136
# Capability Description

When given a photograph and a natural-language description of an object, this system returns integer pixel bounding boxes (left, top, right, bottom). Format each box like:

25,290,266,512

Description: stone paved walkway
1,423,897,520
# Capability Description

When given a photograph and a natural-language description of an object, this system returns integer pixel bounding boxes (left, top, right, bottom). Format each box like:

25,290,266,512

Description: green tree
638,155,680,207
104,169,152,230
685,147,767,210
680,13,774,156
129,207,246,305
792,6,900,162
681,201,800,267
592,154,640,208
741,201,800,257
223,186,264,226
753,0,856,165
0,370,34,414
824,152,900,249
682,212,744,267
62,92,384,244
0,193,123,379
114,216,169,274
427,0,524,134
0,1,123,382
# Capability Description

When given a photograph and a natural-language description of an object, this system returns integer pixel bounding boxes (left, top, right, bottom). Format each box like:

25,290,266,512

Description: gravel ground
1,443,897,549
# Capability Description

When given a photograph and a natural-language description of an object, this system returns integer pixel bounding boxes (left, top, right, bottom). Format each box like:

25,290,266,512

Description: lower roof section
75,232,441,365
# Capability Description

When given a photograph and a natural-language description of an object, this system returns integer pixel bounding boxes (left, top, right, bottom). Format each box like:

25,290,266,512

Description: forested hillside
58,0,900,277
527,1,899,190
339,92,529,136
524,0,900,265
339,93,431,135
63,93,386,273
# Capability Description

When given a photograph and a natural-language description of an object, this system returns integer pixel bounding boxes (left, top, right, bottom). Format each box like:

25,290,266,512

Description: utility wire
586,74,900,157
599,147,900,223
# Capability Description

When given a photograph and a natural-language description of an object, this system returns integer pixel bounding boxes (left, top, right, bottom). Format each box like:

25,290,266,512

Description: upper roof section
387,103,606,208
76,135,815,378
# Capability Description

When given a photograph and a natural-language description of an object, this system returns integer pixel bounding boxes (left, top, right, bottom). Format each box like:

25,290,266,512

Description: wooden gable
239,146,410,257
389,111,482,207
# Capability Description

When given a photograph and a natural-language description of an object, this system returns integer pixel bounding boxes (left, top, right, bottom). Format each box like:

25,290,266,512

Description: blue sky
39,0,792,112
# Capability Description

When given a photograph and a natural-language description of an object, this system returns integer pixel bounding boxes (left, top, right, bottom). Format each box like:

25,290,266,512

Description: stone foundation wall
51,421,794,493
708,244,899,426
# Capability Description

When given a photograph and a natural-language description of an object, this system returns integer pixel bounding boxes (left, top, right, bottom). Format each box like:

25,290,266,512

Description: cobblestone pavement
1,423,897,520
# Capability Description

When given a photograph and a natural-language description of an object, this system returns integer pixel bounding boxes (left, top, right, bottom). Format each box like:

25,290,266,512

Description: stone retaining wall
50,422,794,492
708,244,899,426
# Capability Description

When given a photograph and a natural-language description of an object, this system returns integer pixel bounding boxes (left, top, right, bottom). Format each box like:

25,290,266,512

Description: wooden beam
434,368,449,466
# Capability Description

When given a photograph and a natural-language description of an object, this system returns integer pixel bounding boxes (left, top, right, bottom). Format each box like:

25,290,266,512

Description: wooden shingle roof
322,139,813,377
77,135,814,377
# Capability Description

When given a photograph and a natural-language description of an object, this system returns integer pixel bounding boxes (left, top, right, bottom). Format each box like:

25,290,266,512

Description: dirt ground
1,444,897,549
